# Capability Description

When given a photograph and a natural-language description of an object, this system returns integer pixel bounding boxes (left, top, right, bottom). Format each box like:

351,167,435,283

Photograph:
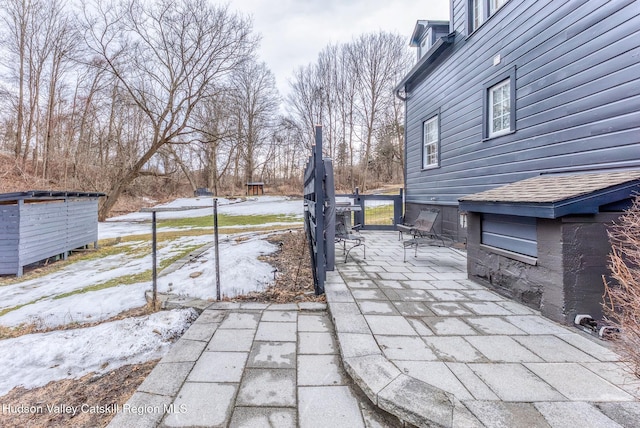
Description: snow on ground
158,236,277,299
99,196,303,239
0,235,211,317
0,196,301,395
0,309,198,396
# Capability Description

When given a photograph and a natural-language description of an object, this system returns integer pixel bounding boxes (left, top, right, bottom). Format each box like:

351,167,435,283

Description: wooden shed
0,191,104,276
246,182,265,196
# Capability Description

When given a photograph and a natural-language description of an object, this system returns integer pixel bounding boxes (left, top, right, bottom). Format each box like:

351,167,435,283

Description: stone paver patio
327,231,640,427
110,231,640,427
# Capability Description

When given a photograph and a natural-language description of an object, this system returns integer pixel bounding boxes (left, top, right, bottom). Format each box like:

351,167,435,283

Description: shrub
603,195,640,378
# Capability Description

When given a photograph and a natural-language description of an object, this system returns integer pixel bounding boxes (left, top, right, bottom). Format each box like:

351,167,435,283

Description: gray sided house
0,191,104,276
396,0,640,324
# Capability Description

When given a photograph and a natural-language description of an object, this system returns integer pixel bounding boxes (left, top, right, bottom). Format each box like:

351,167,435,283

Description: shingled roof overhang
458,171,640,218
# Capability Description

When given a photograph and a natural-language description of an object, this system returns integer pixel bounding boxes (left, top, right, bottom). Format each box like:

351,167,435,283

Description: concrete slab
464,401,551,428
297,314,332,332
394,360,474,400
555,333,621,362
495,300,539,315
365,315,417,336
346,279,379,288
298,332,336,354
428,302,474,316
464,301,514,316
422,336,486,363
247,341,296,369
535,402,622,428
207,328,255,352
392,301,434,317
581,362,640,398
298,386,365,428
465,316,527,335
424,317,477,336
525,363,634,401
229,407,296,428
376,335,437,360
186,351,248,383
107,392,172,428
465,336,543,362
297,354,345,386
596,402,640,428
514,335,597,362
180,322,218,342
352,289,388,300
219,312,260,329
261,310,297,322
342,354,401,403
406,318,434,336
335,332,381,358
358,300,399,315
377,280,406,289
401,279,436,289
378,374,466,428
503,315,570,335
297,302,327,311
240,302,270,310
461,289,503,301
255,321,297,342
236,369,296,407
389,289,435,302
445,363,500,400
469,363,565,401
376,272,408,281
162,339,207,363
332,313,370,334
163,382,236,428
428,289,469,302
137,362,194,396
195,309,229,323
265,303,298,311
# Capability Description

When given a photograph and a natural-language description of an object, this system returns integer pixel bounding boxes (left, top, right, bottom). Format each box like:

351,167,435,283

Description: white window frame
422,115,439,169
489,0,508,15
488,79,511,138
471,0,484,32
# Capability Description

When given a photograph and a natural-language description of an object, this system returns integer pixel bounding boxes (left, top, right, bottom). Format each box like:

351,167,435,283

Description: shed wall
0,198,99,276
0,204,19,275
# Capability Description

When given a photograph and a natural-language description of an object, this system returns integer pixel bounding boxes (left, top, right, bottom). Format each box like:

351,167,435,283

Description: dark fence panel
303,126,335,294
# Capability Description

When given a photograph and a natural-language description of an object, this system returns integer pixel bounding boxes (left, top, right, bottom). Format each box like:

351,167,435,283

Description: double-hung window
483,68,516,139
422,115,439,169
489,79,511,137
469,0,509,33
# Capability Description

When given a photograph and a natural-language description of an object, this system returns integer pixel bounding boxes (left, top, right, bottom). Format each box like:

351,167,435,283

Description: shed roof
458,171,640,218
0,191,105,202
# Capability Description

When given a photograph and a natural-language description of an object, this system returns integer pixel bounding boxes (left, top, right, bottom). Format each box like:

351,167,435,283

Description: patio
326,231,640,427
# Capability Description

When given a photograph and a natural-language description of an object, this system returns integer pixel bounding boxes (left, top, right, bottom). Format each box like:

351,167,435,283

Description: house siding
404,0,640,238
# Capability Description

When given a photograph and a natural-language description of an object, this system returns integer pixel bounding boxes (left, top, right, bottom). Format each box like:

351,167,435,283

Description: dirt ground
0,229,317,428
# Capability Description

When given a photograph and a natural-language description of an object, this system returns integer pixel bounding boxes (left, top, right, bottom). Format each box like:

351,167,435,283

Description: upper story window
483,67,516,139
489,79,510,137
470,0,485,32
469,0,509,33
423,115,439,168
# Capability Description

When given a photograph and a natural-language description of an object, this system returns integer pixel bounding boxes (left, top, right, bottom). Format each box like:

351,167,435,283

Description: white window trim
422,115,439,169
488,79,511,138
471,0,484,32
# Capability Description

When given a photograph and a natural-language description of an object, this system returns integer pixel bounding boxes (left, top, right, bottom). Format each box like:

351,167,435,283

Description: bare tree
229,59,279,185
84,0,255,219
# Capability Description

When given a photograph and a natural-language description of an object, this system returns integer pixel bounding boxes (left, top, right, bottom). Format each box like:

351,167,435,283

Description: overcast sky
229,0,450,98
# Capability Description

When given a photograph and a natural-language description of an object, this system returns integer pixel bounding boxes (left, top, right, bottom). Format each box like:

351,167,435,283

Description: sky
229,0,451,97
